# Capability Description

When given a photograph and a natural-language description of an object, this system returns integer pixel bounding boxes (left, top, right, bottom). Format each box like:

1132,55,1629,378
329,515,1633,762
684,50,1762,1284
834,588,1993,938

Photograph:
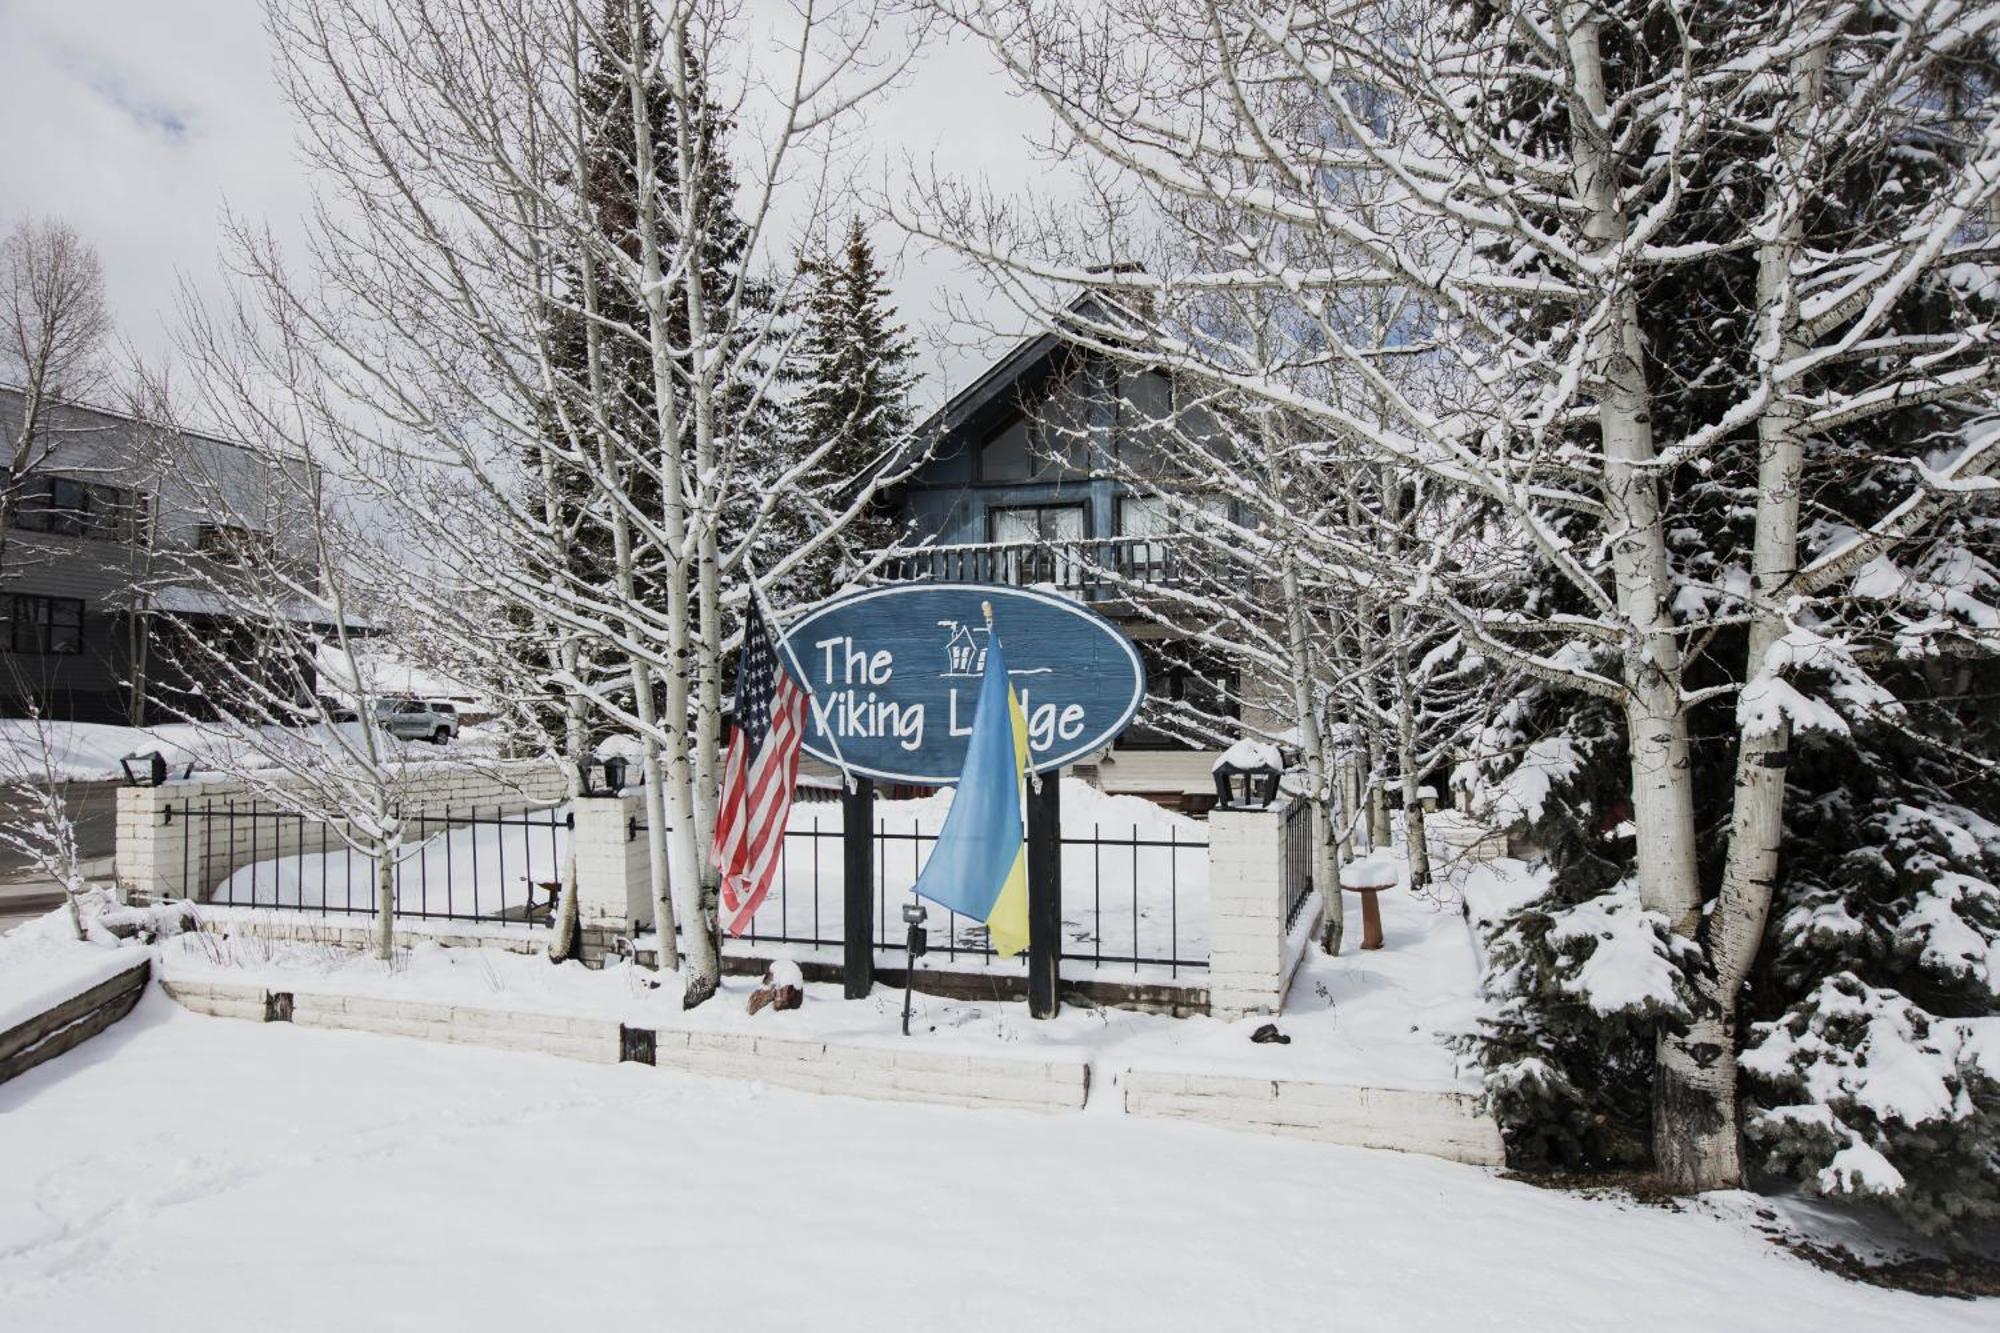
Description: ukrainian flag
911,619,1031,957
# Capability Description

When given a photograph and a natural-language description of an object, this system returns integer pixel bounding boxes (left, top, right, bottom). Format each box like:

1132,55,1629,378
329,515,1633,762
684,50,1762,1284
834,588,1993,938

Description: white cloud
0,1,1057,414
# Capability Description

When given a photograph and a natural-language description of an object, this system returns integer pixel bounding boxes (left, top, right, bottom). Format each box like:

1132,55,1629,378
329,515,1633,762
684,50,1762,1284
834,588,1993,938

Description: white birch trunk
1564,6,1712,1186
629,8,718,1003
1686,38,1834,1193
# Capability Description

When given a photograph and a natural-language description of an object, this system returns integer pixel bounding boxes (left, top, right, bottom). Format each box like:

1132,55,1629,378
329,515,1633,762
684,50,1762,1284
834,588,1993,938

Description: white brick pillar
1206,807,1291,1020
116,782,192,902
572,795,651,931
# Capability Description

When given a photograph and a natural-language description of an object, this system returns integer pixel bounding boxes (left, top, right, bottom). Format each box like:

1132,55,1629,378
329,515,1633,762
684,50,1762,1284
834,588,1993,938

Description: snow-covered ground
211,807,569,919
0,992,1983,1331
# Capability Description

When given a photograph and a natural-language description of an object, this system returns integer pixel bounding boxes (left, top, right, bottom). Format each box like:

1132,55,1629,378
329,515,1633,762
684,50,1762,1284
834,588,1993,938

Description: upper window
6,595,84,655
10,474,142,541
977,416,1038,483
1118,492,1229,537
976,371,1097,483
197,523,274,567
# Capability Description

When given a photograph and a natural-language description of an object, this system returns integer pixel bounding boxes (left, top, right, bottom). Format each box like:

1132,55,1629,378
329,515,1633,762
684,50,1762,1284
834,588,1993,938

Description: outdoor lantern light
600,755,629,795
120,750,169,787
901,900,929,1036
1212,745,1285,811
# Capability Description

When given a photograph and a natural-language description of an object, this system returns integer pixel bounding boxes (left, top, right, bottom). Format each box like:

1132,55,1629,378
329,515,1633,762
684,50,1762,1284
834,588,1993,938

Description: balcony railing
882,534,1246,600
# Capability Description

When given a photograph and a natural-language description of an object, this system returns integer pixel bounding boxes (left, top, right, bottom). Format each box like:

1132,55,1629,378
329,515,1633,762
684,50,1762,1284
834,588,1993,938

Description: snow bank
0,895,148,1035
215,810,568,918
753,779,1207,961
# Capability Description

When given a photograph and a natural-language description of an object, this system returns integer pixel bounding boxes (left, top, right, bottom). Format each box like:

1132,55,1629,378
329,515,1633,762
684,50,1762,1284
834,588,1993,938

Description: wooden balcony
881,534,1251,603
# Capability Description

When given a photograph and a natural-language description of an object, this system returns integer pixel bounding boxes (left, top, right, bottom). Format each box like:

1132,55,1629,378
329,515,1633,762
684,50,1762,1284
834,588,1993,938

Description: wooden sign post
841,777,875,998
1025,772,1063,1018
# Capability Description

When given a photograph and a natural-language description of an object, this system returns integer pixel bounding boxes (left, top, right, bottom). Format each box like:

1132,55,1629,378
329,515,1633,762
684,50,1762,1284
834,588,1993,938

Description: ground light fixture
901,899,928,1036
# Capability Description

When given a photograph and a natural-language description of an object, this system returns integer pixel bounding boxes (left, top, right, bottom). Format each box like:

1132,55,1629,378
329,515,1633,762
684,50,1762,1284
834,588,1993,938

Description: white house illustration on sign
936,618,1056,682
938,619,985,677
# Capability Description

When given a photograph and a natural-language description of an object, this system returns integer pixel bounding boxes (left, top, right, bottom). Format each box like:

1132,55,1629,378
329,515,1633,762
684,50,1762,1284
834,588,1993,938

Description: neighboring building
871,306,1259,807
0,387,324,724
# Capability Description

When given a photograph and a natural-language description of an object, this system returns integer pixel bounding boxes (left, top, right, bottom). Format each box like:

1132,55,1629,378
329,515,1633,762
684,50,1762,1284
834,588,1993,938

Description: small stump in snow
747,958,805,1015
1338,852,1399,951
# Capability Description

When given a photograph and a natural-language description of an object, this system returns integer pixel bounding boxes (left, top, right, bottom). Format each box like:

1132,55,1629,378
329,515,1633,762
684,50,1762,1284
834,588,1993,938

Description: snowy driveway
0,995,1986,1331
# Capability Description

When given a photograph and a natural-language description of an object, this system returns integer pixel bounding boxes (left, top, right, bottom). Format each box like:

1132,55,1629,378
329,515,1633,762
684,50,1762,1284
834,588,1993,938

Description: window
197,523,274,566
6,595,85,655
10,474,141,540
989,503,1086,545
1126,639,1240,747
987,504,1087,586
1118,492,1228,580
1118,493,1228,536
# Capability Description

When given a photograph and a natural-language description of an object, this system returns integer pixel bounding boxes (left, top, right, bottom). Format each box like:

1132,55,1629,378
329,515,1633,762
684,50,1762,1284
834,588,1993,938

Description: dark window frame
1122,639,1242,749
6,594,86,655
8,473,141,541
985,501,1089,545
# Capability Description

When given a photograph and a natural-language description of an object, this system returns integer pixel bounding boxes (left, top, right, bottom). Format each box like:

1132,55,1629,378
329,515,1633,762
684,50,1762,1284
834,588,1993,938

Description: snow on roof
140,584,372,629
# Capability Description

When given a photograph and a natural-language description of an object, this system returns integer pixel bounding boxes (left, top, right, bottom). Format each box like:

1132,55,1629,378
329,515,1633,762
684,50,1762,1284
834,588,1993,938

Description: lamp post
1212,754,1284,810
901,900,928,1036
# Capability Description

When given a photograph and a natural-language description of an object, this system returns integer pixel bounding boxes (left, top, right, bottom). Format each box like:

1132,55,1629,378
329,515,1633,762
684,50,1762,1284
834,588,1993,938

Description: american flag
711,598,807,936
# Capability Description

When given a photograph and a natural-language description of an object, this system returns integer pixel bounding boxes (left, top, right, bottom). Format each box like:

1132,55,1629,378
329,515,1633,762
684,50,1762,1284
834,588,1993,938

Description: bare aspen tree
915,0,2000,1189
198,0,918,1002
0,217,113,580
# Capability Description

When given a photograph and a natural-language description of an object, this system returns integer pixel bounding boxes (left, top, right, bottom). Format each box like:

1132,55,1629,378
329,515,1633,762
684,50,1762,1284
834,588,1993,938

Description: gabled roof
882,288,1146,484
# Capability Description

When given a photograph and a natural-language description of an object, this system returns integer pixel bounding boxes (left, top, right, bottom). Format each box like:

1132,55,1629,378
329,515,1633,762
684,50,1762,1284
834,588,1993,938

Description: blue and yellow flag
911,620,1031,957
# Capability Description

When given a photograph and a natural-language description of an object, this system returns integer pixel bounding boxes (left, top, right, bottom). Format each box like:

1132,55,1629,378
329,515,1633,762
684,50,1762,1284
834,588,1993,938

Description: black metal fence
736,813,1210,976
171,791,1214,976
177,798,570,925
1281,797,1316,930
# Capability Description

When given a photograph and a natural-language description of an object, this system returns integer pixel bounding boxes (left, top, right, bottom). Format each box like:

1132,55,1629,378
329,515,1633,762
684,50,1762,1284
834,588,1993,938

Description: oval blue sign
778,583,1145,783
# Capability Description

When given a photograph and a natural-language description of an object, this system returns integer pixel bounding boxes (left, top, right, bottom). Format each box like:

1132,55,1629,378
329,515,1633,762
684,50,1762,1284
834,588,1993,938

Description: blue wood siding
896,360,1166,545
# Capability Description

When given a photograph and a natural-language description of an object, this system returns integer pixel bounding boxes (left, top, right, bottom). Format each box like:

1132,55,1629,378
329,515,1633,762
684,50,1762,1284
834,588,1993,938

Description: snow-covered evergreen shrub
1743,701,2000,1229
1744,973,2000,1235
1472,879,1703,1169
1455,685,1706,1169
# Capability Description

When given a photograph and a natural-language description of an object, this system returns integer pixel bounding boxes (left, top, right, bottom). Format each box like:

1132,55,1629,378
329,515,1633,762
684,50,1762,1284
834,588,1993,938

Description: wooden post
1026,771,1062,1019
842,777,875,999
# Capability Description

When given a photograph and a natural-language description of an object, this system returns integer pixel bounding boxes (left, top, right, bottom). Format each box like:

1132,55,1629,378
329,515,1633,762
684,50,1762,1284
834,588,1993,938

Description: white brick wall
118,762,568,902
161,979,1089,1114
570,794,651,932
1123,1068,1505,1167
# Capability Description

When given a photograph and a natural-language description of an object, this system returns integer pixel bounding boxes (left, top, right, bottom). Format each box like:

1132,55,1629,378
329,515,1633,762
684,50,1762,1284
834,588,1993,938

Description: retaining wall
1121,1067,1505,1167
162,977,1089,1115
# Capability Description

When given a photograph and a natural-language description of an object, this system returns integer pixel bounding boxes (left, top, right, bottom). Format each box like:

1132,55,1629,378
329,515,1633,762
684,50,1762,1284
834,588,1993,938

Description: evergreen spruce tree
1453,4,2000,1229
506,4,775,750
771,218,916,604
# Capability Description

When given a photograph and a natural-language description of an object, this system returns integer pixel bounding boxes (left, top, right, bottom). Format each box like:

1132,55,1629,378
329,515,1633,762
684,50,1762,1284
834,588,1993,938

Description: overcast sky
0,0,1054,414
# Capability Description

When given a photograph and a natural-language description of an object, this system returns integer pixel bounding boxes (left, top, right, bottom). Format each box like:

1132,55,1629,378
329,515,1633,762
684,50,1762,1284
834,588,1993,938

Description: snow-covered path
0,996,1983,1331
